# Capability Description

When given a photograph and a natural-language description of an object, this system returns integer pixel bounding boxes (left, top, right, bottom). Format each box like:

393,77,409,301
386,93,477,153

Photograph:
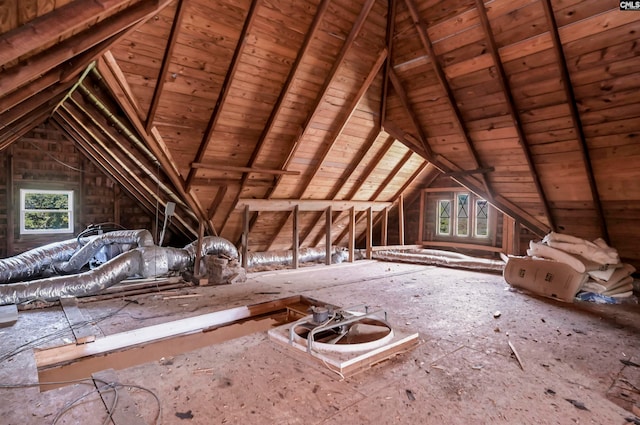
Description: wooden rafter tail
540,0,608,242
184,0,261,191
475,0,555,231
403,0,493,200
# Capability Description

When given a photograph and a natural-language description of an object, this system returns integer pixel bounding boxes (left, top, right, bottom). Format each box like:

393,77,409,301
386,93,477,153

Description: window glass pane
23,212,70,230
456,193,469,236
475,199,489,237
20,189,73,234
437,200,451,235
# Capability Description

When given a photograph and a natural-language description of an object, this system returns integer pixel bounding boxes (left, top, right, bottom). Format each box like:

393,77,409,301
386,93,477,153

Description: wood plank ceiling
0,0,639,258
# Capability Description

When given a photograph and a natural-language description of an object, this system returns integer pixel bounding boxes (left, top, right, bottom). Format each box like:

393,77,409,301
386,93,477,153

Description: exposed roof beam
0,0,136,67
0,0,163,98
236,199,392,212
303,127,380,247
0,71,59,115
386,124,550,236
475,0,556,231
356,161,433,245
380,0,397,127
220,0,332,235
261,0,378,250
146,0,188,131
207,185,228,221
268,48,387,250
387,68,433,158
404,0,493,199
0,82,72,132
0,104,50,152
335,151,424,244
443,167,494,177
95,54,209,235
540,0,609,242
184,0,260,191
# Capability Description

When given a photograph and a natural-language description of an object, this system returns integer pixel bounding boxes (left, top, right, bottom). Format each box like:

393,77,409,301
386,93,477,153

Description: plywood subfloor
0,260,639,424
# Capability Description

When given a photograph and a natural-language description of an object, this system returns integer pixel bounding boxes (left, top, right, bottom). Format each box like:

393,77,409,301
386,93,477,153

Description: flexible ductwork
373,248,505,273
0,235,240,305
56,230,155,273
0,238,82,284
246,246,348,270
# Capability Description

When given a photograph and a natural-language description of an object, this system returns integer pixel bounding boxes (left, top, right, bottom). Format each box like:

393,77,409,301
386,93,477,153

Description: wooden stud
242,205,249,269
418,190,425,243
194,221,205,277
348,206,356,262
381,207,388,246
325,206,332,265
398,194,405,246
366,207,373,259
292,205,299,269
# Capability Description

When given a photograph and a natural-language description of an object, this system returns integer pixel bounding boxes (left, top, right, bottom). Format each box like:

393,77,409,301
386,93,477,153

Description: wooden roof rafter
355,160,433,245
145,0,188,132
0,71,59,115
0,103,51,152
540,0,609,242
216,0,333,232
403,0,493,199
184,0,261,192
0,0,166,99
0,81,73,132
335,150,424,245
380,0,397,128
265,48,388,251
95,54,208,236
475,0,555,231
301,126,381,247
311,134,397,247
248,0,378,243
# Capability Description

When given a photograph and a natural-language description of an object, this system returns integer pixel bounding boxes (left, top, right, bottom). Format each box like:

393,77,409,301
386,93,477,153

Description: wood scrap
508,340,524,371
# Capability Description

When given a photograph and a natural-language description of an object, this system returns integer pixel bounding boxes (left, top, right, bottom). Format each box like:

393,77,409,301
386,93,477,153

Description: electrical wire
0,377,161,425
0,300,133,364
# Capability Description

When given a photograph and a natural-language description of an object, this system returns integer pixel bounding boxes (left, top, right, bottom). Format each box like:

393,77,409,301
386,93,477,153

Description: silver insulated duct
0,234,239,305
246,246,348,270
0,238,81,284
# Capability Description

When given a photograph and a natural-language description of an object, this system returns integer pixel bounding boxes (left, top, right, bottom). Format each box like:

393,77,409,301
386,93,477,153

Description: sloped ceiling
1,0,639,258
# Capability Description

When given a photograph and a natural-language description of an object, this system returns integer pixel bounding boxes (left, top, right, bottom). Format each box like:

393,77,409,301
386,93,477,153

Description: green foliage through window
20,189,74,234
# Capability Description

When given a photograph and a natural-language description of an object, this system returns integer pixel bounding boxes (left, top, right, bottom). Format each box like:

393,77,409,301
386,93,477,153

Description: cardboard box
504,256,588,303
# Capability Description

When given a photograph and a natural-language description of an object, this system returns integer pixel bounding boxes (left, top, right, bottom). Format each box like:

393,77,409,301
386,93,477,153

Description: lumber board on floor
61,297,103,344
35,295,320,368
92,369,147,425
0,304,18,328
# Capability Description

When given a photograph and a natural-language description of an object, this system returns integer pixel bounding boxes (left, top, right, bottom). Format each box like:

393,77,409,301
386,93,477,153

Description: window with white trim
20,189,74,234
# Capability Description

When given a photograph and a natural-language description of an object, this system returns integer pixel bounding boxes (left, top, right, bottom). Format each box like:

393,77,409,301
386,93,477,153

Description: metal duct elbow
56,230,154,273
0,238,81,284
0,250,143,305
184,236,239,260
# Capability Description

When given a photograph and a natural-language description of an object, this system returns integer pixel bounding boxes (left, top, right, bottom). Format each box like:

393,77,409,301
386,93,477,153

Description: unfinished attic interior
1,0,640,422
